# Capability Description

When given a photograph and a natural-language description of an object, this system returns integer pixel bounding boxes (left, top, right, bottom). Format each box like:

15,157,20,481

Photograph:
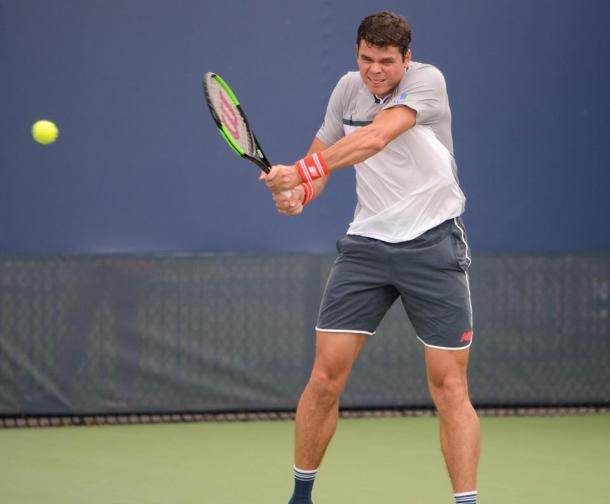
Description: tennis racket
203,72,290,197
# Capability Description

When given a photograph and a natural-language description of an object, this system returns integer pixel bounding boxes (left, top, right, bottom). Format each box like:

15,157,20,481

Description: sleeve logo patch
392,92,410,105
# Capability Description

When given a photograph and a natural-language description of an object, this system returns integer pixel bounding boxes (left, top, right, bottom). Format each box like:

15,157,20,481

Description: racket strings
205,75,254,155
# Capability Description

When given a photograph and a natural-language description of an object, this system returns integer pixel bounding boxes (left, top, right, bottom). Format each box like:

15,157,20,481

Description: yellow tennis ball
32,120,59,145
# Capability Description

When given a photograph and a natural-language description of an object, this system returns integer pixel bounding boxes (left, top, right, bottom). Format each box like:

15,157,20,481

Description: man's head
356,12,412,98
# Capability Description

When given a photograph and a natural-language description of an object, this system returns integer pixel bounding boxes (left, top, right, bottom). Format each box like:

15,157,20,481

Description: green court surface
1,414,609,503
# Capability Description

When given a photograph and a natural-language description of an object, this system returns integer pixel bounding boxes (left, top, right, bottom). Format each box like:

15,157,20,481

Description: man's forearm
322,124,388,171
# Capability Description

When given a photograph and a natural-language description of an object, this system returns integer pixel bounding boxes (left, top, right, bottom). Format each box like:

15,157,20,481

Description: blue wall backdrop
1,0,609,254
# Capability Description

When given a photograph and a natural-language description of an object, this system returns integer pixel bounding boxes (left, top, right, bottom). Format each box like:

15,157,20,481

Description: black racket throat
249,156,271,174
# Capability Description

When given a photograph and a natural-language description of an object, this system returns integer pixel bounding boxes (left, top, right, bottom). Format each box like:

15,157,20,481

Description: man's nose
369,63,382,74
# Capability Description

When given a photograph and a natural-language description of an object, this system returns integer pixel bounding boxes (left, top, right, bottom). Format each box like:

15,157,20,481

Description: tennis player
262,12,479,504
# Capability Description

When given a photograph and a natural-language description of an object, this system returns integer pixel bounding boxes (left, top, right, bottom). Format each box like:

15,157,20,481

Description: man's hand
261,164,301,193
272,185,305,216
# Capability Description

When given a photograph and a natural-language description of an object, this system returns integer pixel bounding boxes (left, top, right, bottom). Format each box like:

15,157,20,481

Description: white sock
454,490,477,504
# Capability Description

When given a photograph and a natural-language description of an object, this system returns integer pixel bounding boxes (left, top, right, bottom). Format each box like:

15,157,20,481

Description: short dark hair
357,11,412,57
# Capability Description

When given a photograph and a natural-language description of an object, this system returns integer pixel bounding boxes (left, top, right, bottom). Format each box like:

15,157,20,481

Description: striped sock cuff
293,466,318,482
454,490,477,504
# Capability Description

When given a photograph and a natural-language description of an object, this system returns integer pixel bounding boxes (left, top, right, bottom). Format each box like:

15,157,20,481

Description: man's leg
288,331,367,503
295,330,367,467
425,346,480,495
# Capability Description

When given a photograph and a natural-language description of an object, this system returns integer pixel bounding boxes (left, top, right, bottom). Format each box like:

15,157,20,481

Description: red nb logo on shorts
460,331,473,343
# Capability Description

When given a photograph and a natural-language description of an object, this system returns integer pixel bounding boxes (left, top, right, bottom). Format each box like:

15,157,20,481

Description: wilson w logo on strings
219,91,240,140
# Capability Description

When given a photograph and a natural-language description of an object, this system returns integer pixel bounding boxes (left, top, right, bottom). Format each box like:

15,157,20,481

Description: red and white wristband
301,180,314,206
296,152,330,184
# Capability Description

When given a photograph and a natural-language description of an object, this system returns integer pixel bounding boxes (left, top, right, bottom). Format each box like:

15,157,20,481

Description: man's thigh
391,218,474,350
316,235,399,336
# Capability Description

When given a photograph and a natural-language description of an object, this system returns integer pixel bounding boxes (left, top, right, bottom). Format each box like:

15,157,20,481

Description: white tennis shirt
316,62,466,242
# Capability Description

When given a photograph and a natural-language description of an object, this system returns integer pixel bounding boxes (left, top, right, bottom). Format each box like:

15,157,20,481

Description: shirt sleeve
383,65,447,126
316,74,349,146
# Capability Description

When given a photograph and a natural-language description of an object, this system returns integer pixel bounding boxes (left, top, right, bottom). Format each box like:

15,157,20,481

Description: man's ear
404,48,412,69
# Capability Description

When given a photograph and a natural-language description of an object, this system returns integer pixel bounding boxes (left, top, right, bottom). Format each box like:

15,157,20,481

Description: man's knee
306,367,346,403
429,375,470,409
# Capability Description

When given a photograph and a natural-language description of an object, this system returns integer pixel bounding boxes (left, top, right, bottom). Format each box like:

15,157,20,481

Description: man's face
357,40,410,98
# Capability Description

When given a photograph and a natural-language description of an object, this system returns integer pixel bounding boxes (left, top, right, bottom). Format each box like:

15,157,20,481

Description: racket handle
281,190,291,198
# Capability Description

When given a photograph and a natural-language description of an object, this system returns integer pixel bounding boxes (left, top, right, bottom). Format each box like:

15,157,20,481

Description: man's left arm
263,106,416,193
323,105,416,169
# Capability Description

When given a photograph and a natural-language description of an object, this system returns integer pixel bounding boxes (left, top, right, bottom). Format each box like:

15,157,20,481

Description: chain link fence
1,253,608,416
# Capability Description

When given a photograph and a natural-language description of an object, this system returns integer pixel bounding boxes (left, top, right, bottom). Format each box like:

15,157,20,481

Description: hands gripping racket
203,72,290,197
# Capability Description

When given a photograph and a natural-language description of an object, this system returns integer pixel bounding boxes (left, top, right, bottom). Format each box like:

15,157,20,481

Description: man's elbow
365,129,391,153
365,107,416,153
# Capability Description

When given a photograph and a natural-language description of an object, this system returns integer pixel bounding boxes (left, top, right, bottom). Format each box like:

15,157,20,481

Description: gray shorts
316,217,474,350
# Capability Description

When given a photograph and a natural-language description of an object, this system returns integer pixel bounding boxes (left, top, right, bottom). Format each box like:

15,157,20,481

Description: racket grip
281,190,291,198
